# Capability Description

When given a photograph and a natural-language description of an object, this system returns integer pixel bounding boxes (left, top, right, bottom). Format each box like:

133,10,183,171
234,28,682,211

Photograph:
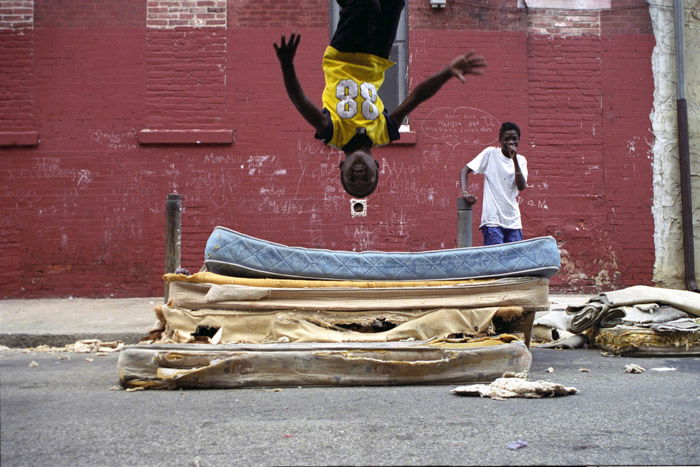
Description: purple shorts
480,226,523,246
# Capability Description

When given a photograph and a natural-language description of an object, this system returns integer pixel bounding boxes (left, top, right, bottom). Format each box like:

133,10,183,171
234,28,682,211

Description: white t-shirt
466,146,528,229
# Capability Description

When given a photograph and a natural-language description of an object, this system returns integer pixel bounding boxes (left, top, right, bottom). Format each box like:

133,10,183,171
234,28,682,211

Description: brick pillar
526,9,607,289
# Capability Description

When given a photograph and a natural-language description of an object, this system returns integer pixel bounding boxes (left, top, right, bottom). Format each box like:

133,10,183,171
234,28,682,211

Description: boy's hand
461,192,478,204
274,33,301,65
450,52,487,83
505,142,518,159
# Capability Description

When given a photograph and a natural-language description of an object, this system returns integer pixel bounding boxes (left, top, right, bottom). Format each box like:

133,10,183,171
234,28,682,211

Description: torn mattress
155,273,549,345
118,339,533,389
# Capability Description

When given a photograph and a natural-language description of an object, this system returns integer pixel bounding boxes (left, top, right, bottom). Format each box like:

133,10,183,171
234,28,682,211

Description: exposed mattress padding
204,226,561,281
118,340,533,389
592,325,700,357
156,304,505,344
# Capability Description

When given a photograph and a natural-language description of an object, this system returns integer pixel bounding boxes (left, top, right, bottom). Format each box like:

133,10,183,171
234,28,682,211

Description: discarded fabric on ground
532,285,700,356
451,376,578,400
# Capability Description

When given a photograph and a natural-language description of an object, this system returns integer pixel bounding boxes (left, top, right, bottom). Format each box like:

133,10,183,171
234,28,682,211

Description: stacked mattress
119,227,561,389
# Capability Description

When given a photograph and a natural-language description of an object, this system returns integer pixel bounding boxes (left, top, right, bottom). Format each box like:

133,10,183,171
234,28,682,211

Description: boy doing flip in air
460,122,528,246
274,0,487,198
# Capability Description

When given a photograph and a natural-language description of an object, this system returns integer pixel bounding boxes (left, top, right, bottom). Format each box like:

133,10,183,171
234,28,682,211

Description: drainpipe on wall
674,0,699,292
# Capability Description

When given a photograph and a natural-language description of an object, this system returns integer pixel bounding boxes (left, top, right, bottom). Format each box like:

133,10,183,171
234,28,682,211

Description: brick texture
0,0,655,297
147,0,226,29
0,0,33,30
34,0,144,27
0,29,34,132
144,28,228,129
601,0,653,35
527,9,601,36
229,0,327,28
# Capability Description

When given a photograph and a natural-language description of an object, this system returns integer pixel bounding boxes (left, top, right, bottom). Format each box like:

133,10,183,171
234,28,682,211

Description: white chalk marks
91,129,137,151
420,107,500,149
34,157,94,190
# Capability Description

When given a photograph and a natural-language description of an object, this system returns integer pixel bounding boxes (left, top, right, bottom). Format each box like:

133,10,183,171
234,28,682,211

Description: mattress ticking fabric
204,226,561,281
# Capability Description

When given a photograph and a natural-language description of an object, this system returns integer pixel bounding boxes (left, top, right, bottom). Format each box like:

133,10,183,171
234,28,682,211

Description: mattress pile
534,285,700,356
119,227,561,389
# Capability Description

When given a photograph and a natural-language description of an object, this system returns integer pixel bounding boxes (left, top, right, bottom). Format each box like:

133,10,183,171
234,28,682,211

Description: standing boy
460,121,527,246
274,0,487,198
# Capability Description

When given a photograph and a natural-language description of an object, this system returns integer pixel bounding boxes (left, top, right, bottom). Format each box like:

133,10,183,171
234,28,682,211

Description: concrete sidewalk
0,294,590,348
0,297,162,348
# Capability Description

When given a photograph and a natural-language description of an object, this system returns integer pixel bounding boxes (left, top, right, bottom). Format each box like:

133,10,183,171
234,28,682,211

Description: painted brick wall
144,29,228,129
0,0,655,298
526,31,609,290
0,0,34,135
0,29,33,132
229,0,327,28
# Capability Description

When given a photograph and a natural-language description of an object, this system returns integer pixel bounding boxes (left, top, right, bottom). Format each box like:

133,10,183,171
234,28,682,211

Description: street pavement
1,346,698,466
1,294,699,466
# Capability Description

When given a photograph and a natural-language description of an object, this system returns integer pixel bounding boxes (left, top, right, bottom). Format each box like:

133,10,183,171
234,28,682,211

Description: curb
0,332,146,349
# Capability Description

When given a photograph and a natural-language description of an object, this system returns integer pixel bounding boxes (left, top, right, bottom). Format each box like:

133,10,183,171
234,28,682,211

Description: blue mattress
204,226,560,281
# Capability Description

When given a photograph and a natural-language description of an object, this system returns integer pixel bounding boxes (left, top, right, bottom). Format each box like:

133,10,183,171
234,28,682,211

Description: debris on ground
651,367,677,372
537,286,700,356
502,371,528,379
625,364,646,374
71,340,123,353
28,361,38,368
4,340,125,354
451,376,578,400
578,368,590,372
507,440,528,450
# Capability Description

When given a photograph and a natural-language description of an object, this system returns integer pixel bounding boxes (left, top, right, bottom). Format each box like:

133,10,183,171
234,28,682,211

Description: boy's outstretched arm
389,52,487,124
274,33,329,135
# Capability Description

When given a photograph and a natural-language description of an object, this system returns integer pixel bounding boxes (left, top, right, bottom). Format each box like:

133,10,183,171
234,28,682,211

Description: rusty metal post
457,197,473,248
164,193,182,303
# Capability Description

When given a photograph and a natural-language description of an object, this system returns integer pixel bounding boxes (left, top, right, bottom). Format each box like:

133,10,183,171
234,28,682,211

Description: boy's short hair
499,121,521,139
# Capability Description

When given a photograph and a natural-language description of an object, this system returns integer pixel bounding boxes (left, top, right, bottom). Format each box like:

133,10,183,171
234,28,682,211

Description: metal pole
457,197,473,248
164,193,182,302
673,0,698,292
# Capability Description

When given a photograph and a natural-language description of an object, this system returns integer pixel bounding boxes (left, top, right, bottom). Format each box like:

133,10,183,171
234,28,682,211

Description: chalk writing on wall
246,155,274,176
91,129,137,151
518,196,548,210
34,158,94,189
204,153,238,164
347,224,376,251
420,107,500,149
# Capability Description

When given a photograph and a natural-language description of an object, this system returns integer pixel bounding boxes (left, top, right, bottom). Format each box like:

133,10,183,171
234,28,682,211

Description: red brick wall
0,0,655,297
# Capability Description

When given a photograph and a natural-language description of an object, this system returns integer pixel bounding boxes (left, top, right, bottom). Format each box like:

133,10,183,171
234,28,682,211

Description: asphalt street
1,347,698,466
